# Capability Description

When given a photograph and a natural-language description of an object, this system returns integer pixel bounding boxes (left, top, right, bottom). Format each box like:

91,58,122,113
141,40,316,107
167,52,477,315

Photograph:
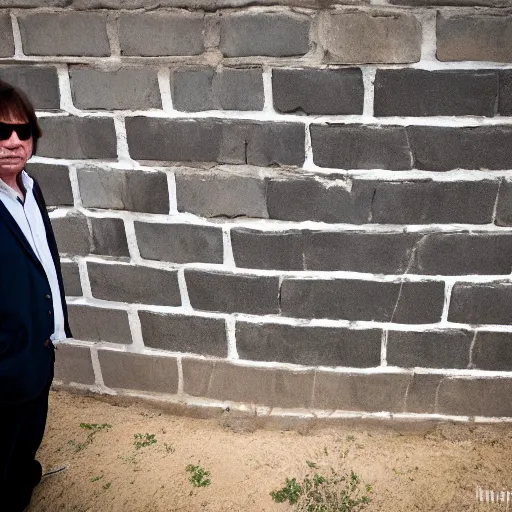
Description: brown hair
0,79,42,154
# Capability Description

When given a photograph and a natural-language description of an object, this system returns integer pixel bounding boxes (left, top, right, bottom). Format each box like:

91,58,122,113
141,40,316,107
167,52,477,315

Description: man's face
0,114,33,180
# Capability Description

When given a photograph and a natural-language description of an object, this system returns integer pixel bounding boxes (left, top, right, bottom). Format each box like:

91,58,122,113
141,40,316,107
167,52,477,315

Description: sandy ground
28,390,512,512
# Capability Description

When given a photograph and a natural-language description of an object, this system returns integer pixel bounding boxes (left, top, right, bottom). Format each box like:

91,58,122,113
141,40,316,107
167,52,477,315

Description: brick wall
3,0,512,420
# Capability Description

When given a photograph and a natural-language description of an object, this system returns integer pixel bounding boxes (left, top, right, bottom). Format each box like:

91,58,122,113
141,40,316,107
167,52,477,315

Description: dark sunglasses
0,122,32,141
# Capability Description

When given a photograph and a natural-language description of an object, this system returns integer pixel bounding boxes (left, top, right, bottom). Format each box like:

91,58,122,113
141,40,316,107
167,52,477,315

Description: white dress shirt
0,171,66,341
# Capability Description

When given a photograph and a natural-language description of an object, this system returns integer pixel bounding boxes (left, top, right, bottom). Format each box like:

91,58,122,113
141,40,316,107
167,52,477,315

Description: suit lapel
0,199,45,274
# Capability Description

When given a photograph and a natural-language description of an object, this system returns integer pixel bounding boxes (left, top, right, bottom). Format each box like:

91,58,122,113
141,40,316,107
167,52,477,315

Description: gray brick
67,304,131,344
371,180,499,225
119,12,204,57
437,14,512,62
90,218,129,258
499,71,512,115
172,67,264,112
232,229,304,270
281,278,444,323
77,168,169,214
37,117,117,160
391,0,510,6
0,66,59,110
407,126,512,171
18,12,109,57
186,270,279,315
0,0,68,5
54,344,95,385
473,332,512,371
126,118,304,166
135,222,223,264
237,322,381,367
99,350,179,394
305,232,419,274
0,13,14,57
311,124,412,170
26,163,73,207
387,330,472,369
88,263,181,306
319,11,421,64
182,358,314,408
139,311,227,357
267,177,373,224
273,68,363,115
52,213,90,256
60,261,82,297
437,377,512,417
374,69,498,117
409,233,512,276
496,180,512,226
313,371,411,412
70,67,161,110
449,282,512,325
404,374,442,414
175,169,268,218
220,13,310,57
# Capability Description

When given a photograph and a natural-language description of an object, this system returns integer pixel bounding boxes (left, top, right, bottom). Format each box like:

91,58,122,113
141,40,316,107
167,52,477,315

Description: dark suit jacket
0,177,71,405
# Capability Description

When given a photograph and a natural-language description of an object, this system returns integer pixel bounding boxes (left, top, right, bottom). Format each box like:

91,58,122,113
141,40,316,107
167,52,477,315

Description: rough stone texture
0,66,59,110
90,217,130,258
472,331,512,371
231,229,304,270
272,68,363,115
26,163,73,207
267,177,373,224
311,124,412,170
319,11,421,64
126,118,304,166
391,0,512,6
280,278,444,323
182,358,314,408
305,232,419,274
70,67,161,110
135,222,223,264
437,14,512,62
499,70,512,115
449,282,512,325
99,350,179,394
37,117,117,160
175,170,268,218
67,304,132,344
371,180,499,225
236,322,381,367
139,311,227,357
77,168,169,214
172,67,264,112
88,263,181,306
387,330,473,369
407,126,512,171
374,69,498,117
0,13,14,57
437,377,512,417
52,213,90,256
409,233,512,276
496,180,512,226
403,373,443,414
18,12,109,57
60,261,82,297
313,371,411,412
54,344,95,385
220,13,310,57
185,270,279,315
119,12,204,56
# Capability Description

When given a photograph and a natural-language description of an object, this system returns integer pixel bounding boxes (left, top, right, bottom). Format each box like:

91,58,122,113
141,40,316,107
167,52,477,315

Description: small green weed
68,423,112,452
102,482,111,490
271,465,372,512
186,464,211,488
134,433,157,449
91,473,104,482
164,442,176,454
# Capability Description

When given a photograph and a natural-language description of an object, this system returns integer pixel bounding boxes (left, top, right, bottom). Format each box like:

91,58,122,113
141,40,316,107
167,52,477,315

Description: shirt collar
0,170,32,202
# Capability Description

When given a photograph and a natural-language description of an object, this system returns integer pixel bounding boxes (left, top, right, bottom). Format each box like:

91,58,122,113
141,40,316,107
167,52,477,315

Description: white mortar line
10,13,24,58
113,115,136,167
89,345,107,389
440,280,455,324
418,9,437,63
106,11,121,59
380,330,388,366
303,121,314,170
491,178,503,225
56,64,81,115
177,268,192,310
158,67,174,114
226,316,239,359
123,218,142,263
127,306,145,349
166,170,178,215
176,356,184,397
362,67,376,118
222,226,235,267
67,164,82,208
468,331,478,370
77,257,93,299
262,65,275,113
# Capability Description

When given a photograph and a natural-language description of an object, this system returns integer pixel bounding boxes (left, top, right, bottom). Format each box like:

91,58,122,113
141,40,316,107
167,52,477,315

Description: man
0,80,71,511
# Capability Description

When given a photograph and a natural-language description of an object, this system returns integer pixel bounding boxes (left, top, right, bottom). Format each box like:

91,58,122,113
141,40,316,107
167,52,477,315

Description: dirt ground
28,390,512,512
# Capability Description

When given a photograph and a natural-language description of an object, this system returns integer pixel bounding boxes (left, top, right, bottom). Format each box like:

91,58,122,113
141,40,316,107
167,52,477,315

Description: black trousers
0,375,52,512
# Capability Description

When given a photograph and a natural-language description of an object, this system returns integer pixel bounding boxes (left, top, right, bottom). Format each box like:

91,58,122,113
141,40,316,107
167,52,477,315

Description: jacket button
48,310,53,315
45,294,51,299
